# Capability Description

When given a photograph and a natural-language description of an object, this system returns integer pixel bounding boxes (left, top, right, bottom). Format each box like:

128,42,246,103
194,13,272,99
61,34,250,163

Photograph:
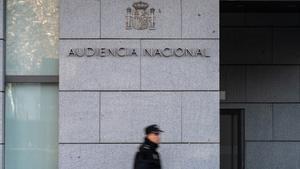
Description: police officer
133,124,163,169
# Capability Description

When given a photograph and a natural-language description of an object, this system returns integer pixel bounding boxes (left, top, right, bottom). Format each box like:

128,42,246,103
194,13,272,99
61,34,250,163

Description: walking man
133,124,163,169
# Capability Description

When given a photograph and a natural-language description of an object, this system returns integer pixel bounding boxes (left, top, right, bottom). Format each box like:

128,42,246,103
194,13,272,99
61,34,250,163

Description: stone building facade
0,0,299,169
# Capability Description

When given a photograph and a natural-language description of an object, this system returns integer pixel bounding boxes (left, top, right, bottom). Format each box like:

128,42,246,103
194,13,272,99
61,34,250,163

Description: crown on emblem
126,1,156,30
132,1,149,10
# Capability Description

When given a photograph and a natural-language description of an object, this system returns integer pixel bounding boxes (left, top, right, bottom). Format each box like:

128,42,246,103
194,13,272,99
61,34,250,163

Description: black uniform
133,137,162,169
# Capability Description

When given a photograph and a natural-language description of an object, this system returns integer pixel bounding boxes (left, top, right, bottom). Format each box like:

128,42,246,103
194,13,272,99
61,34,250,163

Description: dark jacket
133,137,162,169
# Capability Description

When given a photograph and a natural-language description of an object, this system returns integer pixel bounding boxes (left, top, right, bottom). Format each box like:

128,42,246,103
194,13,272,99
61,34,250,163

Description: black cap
145,124,164,135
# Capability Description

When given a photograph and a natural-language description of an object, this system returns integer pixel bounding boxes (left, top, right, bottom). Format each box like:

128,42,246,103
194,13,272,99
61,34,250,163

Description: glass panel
6,0,59,75
5,83,58,169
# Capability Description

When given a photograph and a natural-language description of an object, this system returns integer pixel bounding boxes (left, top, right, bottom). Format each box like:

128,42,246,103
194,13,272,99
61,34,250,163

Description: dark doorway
220,109,245,169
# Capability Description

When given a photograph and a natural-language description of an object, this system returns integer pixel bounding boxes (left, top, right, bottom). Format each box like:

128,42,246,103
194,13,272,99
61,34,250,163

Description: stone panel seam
180,0,183,38
59,38,220,40
180,92,183,142
79,143,82,167
221,64,300,66
222,26,300,28
271,103,274,140
1,0,4,40
221,101,300,104
99,92,101,143
99,0,102,38
59,90,220,92
58,142,220,144
2,39,5,92
139,40,142,90
246,140,300,142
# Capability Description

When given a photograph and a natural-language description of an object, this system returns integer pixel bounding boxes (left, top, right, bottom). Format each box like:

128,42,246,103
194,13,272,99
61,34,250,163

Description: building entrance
220,109,245,169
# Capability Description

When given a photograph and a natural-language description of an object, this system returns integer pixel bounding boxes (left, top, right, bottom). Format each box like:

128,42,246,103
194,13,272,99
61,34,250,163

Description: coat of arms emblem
126,1,156,30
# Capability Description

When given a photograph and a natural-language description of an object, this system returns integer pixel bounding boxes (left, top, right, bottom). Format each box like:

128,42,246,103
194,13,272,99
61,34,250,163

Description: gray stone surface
101,0,181,38
59,92,100,143
220,66,246,102
182,0,219,38
59,143,219,169
273,104,300,140
100,92,181,142
182,92,219,142
58,1,220,169
60,0,100,38
272,142,300,169
246,66,300,102
59,144,81,169
273,28,300,64
245,104,273,140
59,144,137,169
246,142,300,169
59,40,140,90
160,144,219,169
221,28,272,64
246,142,275,169
141,40,219,90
